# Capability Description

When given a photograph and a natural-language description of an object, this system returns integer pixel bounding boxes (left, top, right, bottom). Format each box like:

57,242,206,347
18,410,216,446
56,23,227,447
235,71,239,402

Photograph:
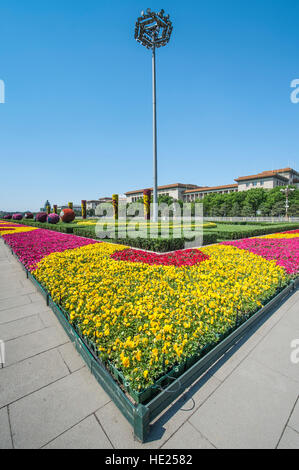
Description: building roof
184,184,238,194
125,183,200,195
272,167,299,175
87,197,112,203
235,170,289,183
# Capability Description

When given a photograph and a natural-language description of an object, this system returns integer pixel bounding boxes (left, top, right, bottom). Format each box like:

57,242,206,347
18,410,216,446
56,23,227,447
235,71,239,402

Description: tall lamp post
135,8,173,221
280,185,295,219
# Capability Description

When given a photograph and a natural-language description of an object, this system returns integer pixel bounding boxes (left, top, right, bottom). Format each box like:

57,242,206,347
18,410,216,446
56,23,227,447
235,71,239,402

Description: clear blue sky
0,0,298,211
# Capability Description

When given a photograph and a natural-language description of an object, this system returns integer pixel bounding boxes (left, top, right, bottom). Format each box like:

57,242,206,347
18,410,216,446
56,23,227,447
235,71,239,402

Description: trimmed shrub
72,227,218,252
35,212,47,223
60,208,75,223
24,212,34,219
214,223,299,240
12,213,23,220
4,214,12,219
47,213,60,224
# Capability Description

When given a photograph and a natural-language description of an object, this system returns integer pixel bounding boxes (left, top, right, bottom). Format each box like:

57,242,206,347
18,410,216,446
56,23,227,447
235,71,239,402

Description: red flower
111,248,209,267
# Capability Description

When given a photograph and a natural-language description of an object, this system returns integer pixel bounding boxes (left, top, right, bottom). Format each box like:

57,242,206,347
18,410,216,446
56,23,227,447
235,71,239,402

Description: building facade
86,197,113,210
183,184,238,202
234,169,294,191
125,167,298,203
125,183,200,203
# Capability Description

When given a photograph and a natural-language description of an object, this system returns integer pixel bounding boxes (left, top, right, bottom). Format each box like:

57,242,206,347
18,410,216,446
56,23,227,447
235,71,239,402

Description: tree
289,202,299,216
230,201,241,217
241,203,254,217
158,194,174,205
271,201,286,216
244,188,267,216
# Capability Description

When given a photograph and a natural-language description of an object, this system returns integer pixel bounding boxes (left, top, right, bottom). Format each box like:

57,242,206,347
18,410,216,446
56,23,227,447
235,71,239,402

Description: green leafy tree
243,188,267,216
289,202,299,216
229,201,241,217
241,203,254,217
271,200,286,217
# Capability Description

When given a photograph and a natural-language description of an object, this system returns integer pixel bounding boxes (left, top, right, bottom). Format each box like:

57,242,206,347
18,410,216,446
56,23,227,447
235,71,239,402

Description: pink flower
2,229,99,271
223,237,299,275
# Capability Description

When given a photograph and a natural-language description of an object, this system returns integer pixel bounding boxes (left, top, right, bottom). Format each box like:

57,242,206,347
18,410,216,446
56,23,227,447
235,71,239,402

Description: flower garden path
0,238,299,449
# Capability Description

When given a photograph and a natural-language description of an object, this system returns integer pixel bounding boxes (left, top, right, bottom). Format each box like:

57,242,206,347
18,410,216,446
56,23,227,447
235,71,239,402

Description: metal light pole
135,8,173,221
152,44,158,221
280,185,295,219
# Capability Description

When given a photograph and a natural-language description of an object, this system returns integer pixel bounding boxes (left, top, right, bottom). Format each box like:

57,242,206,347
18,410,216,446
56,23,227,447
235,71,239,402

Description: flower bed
223,236,299,275
111,248,209,266
33,243,288,392
1,226,99,270
1,222,298,398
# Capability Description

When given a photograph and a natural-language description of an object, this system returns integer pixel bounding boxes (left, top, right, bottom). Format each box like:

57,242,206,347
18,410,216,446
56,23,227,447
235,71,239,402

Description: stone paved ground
0,238,298,449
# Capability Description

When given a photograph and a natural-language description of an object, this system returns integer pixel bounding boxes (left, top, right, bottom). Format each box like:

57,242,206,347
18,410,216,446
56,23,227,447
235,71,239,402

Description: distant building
184,184,238,202
125,167,298,203
234,168,298,191
125,183,200,203
86,197,113,210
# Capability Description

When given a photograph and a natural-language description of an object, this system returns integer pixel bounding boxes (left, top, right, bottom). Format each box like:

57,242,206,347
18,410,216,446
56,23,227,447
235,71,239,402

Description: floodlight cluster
134,8,173,49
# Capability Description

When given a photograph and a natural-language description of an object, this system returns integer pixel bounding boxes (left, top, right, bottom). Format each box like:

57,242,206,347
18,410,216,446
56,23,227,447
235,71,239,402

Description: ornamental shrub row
5,219,82,233
2,218,298,246
215,223,299,240
72,227,218,251
206,220,282,226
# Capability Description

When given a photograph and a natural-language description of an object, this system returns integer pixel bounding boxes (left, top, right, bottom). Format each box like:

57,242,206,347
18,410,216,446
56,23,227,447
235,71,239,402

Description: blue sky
0,0,298,211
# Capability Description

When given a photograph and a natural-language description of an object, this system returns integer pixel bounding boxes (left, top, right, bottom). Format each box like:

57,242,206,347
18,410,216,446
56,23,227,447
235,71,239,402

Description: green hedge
73,226,218,252
4,219,90,233
214,223,299,240
2,218,297,247
205,220,284,226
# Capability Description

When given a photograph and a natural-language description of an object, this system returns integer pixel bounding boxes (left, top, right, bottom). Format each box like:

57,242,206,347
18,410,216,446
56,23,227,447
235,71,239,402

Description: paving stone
9,368,110,449
214,332,263,382
0,294,32,312
189,358,299,449
250,292,299,338
0,407,13,449
0,272,27,284
29,293,45,303
0,301,50,325
20,278,38,290
0,259,15,268
0,261,24,273
289,399,299,434
43,415,112,449
0,314,45,342
95,401,144,449
4,326,69,367
0,349,69,408
161,422,215,449
277,426,299,449
279,295,299,329
0,285,37,301
38,309,62,328
0,279,23,291
58,343,85,373
95,374,220,449
249,322,299,383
